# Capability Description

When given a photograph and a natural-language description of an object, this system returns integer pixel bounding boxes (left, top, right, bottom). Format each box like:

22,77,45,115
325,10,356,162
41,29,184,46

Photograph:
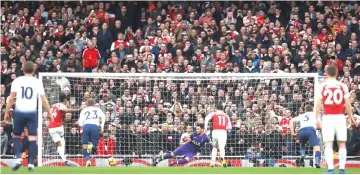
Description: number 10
21,86,33,99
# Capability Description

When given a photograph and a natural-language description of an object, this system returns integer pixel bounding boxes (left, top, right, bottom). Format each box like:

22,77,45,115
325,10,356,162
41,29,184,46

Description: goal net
38,73,321,167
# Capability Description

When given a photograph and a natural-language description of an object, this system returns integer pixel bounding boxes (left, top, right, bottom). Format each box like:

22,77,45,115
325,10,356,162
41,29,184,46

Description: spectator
65,127,81,155
230,124,251,156
63,112,74,132
0,126,8,155
82,41,101,72
97,23,112,61
97,131,116,156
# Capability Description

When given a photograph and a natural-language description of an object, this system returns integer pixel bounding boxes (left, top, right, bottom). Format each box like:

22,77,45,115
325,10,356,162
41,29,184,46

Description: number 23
85,110,98,120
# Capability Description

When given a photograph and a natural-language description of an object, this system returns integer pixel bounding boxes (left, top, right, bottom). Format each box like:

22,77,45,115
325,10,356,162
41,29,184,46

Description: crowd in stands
1,1,360,160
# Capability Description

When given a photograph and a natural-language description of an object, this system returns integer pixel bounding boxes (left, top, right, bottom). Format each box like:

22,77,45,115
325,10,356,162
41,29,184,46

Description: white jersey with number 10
11,76,45,112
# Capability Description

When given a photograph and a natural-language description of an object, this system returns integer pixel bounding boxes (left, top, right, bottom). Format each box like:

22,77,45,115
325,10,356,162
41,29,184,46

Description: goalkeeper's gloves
210,138,218,147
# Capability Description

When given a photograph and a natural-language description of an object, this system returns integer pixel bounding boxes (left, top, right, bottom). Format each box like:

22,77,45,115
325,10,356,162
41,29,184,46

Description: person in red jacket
97,132,116,156
82,41,101,72
279,110,292,135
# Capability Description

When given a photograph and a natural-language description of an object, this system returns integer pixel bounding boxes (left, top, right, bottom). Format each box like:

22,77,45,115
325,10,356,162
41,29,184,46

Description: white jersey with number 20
78,106,105,129
11,76,45,112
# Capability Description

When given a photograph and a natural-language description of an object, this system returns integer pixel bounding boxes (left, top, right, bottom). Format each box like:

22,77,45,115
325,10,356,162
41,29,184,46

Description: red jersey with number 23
205,112,231,130
48,103,67,128
317,80,350,115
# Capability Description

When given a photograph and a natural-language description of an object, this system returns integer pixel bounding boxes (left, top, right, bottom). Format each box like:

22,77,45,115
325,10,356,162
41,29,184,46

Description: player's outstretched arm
62,108,82,113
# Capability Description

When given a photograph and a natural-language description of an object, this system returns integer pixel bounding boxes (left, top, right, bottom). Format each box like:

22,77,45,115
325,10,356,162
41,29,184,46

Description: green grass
1,167,360,174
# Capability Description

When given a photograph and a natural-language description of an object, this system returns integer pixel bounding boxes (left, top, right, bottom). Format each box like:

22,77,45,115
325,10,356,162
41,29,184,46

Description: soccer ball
108,157,117,166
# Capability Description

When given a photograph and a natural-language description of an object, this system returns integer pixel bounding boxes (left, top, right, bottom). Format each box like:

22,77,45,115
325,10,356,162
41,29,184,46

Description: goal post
38,72,322,167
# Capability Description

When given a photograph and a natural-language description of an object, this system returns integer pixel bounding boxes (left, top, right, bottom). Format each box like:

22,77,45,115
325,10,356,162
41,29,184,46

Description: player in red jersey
49,93,81,166
315,65,354,174
205,104,232,167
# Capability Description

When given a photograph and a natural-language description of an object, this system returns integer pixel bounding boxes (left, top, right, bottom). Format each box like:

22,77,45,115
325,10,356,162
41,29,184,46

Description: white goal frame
37,72,320,167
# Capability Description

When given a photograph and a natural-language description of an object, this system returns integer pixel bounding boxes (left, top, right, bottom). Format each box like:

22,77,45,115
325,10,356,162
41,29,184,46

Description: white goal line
5,174,359,175
36,155,360,159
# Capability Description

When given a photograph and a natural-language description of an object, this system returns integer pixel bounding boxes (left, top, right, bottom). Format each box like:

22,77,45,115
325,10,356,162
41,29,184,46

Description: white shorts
321,115,347,142
212,130,227,148
49,126,65,143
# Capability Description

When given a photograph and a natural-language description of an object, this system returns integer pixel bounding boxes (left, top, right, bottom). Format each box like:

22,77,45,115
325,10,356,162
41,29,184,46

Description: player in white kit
4,61,53,172
289,105,321,168
78,98,105,167
315,65,354,174
205,104,231,167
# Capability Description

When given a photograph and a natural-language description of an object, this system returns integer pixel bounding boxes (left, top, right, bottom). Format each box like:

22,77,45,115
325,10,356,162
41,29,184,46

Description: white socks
57,146,67,162
219,147,225,159
211,148,217,162
15,158,22,164
338,148,347,170
325,147,334,170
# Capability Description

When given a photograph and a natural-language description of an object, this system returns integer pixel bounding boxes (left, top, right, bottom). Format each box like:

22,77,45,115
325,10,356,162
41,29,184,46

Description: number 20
324,89,343,105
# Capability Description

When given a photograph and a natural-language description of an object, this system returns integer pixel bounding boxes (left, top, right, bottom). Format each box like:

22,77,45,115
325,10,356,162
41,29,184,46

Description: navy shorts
82,124,99,145
173,145,196,159
13,110,38,136
298,127,319,147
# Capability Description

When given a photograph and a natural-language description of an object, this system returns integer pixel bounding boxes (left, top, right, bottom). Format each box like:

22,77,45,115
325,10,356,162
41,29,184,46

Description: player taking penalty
78,98,105,167
315,65,354,174
289,105,321,168
152,123,212,166
205,104,231,167
49,93,82,166
4,61,53,172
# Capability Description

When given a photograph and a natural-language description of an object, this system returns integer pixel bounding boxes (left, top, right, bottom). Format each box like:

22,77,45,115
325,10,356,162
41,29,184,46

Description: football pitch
1,167,360,174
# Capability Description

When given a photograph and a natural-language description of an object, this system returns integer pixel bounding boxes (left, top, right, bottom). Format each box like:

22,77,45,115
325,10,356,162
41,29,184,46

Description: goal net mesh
39,73,321,167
